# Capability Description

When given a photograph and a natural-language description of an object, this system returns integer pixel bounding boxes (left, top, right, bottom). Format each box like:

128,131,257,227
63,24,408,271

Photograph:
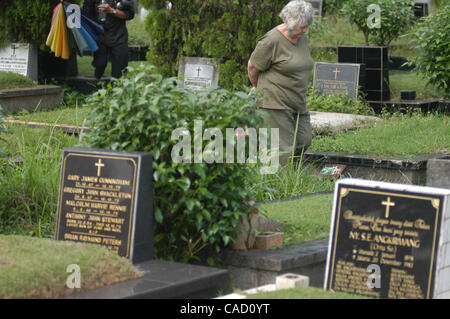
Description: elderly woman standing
248,0,315,165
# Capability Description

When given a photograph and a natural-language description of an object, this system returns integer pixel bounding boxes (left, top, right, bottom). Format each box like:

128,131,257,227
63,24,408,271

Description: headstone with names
324,179,450,299
55,147,154,263
313,62,364,99
0,43,38,81
178,56,219,90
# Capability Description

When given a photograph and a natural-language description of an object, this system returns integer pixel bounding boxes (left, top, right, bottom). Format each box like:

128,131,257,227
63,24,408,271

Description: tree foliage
410,4,450,98
140,0,287,91
341,0,415,46
82,64,265,262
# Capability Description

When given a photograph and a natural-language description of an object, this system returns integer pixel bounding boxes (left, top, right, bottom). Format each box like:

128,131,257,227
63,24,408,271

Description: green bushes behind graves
82,64,265,262
0,0,83,46
140,0,287,91
409,4,450,98
341,0,415,46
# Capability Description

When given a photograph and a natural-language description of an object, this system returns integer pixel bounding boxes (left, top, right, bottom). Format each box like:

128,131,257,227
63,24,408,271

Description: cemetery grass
310,112,450,157
259,193,334,246
0,125,78,237
389,72,441,100
247,286,369,299
0,234,142,298
0,71,37,90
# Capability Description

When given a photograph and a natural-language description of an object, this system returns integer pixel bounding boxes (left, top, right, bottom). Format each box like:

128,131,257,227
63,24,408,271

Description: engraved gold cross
381,196,395,218
95,159,104,177
333,67,340,80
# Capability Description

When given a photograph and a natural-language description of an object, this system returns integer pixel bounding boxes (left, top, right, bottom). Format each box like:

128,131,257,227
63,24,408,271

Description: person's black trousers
92,41,128,79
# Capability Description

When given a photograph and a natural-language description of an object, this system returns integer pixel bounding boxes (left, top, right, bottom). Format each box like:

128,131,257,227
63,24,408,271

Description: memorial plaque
324,179,450,299
0,43,38,81
55,147,154,263
313,62,363,99
178,56,219,90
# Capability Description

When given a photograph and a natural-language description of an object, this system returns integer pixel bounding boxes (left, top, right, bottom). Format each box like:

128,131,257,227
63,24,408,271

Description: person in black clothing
83,0,135,79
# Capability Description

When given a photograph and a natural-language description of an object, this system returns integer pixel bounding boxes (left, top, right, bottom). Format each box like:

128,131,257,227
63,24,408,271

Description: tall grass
0,125,77,237
249,157,335,202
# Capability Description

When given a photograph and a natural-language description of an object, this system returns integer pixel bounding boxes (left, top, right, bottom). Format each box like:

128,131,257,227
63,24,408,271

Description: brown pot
254,231,284,250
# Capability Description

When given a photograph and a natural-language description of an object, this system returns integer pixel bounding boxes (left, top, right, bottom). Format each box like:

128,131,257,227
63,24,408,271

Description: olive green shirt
250,27,314,114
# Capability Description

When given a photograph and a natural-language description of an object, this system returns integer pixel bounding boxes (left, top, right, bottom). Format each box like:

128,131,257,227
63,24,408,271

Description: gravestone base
0,85,63,113
66,259,230,299
222,238,328,290
304,151,442,185
427,157,450,189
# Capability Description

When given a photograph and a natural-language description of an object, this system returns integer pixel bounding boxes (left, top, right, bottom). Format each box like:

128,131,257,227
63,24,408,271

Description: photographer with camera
83,0,135,79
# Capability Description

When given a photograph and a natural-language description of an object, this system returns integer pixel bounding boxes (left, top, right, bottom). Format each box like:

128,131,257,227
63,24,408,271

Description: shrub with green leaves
409,4,450,98
341,0,415,46
307,90,375,115
140,1,287,91
82,64,265,262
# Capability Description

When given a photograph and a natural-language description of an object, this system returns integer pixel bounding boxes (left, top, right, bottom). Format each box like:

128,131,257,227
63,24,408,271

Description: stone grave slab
178,56,219,90
324,178,450,299
0,43,38,81
313,62,363,99
55,147,153,263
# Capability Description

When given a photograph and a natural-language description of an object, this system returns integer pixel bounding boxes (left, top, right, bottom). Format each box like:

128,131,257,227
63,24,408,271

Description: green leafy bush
82,64,265,262
409,4,450,98
307,90,375,115
141,1,286,91
341,0,415,46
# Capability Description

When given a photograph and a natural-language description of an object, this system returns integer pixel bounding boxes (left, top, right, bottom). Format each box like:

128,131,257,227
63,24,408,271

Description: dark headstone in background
55,147,154,263
324,178,450,299
313,62,364,99
338,46,390,102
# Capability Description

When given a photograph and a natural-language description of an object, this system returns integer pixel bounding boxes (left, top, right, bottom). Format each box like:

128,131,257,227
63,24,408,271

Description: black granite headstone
338,46,390,102
324,179,450,299
313,62,364,99
55,147,153,263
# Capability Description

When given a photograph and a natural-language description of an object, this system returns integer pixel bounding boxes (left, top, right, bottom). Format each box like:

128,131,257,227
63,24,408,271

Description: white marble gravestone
178,56,219,90
0,43,38,81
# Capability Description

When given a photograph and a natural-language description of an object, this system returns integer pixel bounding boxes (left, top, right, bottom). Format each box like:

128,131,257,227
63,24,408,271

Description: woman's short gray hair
279,0,314,29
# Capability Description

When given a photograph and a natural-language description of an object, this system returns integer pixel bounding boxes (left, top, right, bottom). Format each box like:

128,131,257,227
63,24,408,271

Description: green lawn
0,71,37,90
310,113,449,157
389,72,441,100
247,286,370,299
259,193,334,245
0,235,141,298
